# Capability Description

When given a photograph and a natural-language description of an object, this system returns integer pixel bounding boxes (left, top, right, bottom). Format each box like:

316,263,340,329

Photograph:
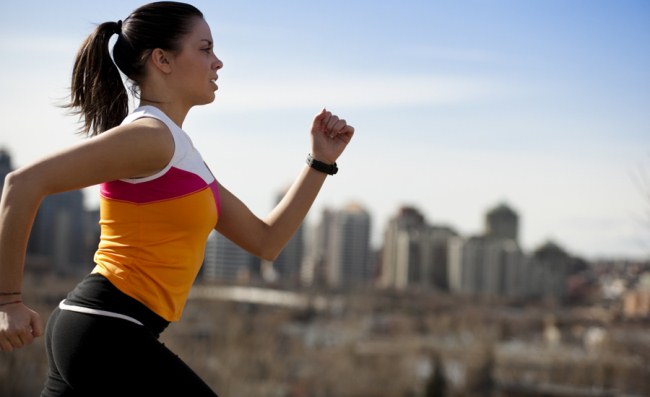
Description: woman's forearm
260,165,327,260
0,171,44,295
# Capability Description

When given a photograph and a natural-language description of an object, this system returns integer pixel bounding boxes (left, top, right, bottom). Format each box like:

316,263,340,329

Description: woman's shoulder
93,116,175,179
110,116,173,147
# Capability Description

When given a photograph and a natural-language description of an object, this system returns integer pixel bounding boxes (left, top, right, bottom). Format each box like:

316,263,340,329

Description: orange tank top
92,106,220,321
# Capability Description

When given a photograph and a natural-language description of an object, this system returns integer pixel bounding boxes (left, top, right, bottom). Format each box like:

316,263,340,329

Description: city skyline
1,1,649,260
0,144,645,263
0,147,639,305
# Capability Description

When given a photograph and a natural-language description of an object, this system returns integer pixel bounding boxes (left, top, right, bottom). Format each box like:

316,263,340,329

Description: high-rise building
327,203,373,286
447,236,464,292
447,235,524,297
83,208,101,264
482,237,524,296
380,206,456,290
301,208,334,287
485,202,519,242
405,225,456,290
380,206,426,289
202,230,258,283
322,202,372,288
448,235,483,294
526,241,574,299
0,148,12,189
201,230,219,280
28,190,88,275
449,203,583,300
448,203,525,297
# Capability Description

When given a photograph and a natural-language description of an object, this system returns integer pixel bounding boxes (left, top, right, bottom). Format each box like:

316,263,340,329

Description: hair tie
115,20,123,35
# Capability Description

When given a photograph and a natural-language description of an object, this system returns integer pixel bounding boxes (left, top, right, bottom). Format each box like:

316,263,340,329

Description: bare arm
0,118,173,351
215,109,354,261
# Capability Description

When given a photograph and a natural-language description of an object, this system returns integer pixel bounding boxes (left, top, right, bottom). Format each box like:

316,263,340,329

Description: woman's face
170,17,223,107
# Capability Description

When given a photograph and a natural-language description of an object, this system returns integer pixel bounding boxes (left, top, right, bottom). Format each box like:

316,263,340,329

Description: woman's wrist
0,300,22,307
309,149,337,164
306,154,338,175
0,291,22,304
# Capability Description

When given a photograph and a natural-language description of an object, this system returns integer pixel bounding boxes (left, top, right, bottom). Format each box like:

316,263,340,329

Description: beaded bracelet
0,300,22,307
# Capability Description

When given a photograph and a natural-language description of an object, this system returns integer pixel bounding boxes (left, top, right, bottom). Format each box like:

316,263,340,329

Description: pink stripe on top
101,167,210,204
208,180,221,216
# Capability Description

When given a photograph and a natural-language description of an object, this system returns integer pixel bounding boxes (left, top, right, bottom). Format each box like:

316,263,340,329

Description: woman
0,1,354,395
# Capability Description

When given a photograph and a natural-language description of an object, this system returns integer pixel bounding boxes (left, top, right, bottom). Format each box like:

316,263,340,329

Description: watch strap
306,154,338,175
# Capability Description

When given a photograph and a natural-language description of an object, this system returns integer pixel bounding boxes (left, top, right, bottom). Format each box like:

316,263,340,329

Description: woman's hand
310,108,355,164
0,302,43,351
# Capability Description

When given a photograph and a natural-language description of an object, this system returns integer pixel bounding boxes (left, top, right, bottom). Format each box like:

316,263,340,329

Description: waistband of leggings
59,300,144,326
63,273,170,337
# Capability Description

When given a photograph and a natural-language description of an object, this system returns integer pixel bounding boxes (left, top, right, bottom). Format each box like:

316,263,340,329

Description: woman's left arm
215,108,354,261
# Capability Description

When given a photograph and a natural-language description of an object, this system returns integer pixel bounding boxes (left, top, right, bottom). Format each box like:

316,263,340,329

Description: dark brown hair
67,1,203,136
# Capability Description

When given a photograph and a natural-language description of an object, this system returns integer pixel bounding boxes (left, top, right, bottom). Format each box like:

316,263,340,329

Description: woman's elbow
250,226,285,262
4,169,46,200
224,233,280,262
258,246,281,262
4,170,31,198
4,169,19,188
258,236,288,262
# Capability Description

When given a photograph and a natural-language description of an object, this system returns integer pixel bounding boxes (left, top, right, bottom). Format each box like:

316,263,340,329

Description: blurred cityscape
1,147,649,397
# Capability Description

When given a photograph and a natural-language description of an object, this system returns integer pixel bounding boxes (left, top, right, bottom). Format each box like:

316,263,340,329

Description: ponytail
66,2,204,137
68,21,128,137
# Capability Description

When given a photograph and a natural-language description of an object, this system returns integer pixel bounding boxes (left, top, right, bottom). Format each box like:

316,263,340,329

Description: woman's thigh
43,309,218,397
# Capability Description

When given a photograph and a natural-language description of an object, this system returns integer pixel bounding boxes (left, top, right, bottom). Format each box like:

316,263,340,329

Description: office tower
447,236,465,292
526,241,572,298
202,231,219,280
502,239,528,298
482,237,524,296
447,235,523,296
485,202,519,242
301,208,334,287
83,208,101,264
380,206,456,290
299,221,320,287
447,202,525,297
451,235,485,294
451,203,579,300
326,202,372,287
0,148,12,189
424,225,457,290
380,206,426,288
28,190,87,275
202,230,258,283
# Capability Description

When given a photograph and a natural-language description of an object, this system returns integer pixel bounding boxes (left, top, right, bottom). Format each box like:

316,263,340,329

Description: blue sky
1,1,649,260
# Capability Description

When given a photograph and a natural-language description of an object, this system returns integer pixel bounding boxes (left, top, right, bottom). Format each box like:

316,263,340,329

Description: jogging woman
0,2,354,395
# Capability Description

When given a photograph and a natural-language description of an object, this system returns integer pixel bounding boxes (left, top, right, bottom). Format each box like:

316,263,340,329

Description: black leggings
41,307,218,396
40,273,218,396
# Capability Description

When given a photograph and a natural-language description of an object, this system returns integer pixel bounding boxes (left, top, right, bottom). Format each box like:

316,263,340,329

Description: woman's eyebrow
200,39,213,46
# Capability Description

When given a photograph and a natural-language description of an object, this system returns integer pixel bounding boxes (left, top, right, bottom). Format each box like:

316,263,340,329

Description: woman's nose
213,57,223,70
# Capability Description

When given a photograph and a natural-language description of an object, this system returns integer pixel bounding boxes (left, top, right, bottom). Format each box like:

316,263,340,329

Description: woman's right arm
0,118,174,351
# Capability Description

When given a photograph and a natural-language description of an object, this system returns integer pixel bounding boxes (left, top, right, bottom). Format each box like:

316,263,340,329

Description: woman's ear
150,48,173,74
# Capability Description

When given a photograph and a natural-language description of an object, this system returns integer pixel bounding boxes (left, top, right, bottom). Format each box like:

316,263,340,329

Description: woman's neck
138,99,189,128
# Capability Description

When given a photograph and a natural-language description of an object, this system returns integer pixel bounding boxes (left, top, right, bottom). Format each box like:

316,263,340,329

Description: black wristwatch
306,154,338,175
